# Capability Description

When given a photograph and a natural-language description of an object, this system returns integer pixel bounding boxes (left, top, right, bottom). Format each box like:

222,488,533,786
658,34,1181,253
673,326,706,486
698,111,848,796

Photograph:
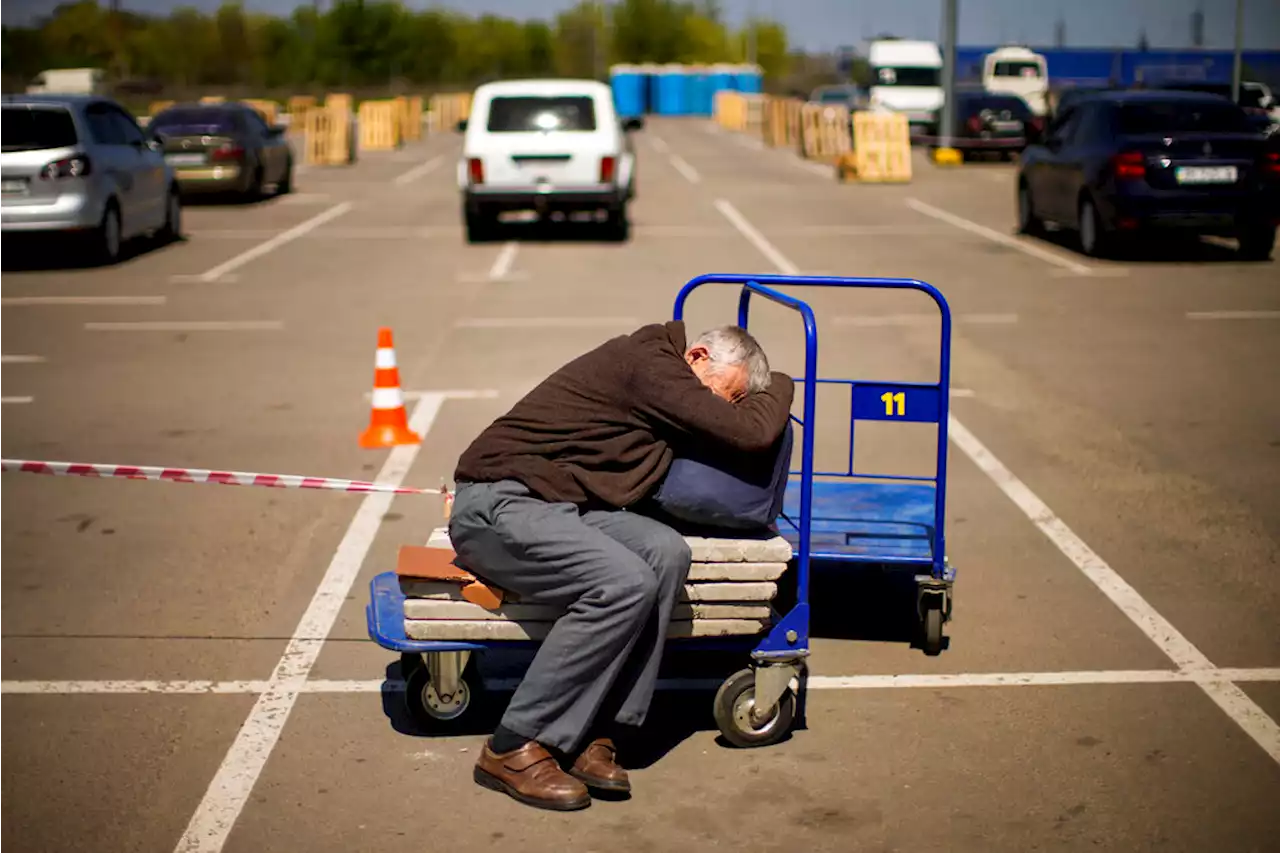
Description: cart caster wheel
713,668,795,748
404,664,474,731
922,607,944,657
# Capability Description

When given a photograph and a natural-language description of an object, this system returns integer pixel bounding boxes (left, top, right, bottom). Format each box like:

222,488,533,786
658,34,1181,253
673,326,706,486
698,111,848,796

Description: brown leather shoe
473,740,591,811
568,737,631,793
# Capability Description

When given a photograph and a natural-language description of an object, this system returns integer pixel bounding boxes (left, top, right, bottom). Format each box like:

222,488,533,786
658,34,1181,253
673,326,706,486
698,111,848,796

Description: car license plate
1,178,28,194
166,153,206,166
1176,165,1237,185
991,120,1023,132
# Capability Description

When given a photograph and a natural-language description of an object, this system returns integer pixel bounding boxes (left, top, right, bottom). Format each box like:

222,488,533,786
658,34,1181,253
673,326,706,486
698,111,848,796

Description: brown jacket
454,321,795,508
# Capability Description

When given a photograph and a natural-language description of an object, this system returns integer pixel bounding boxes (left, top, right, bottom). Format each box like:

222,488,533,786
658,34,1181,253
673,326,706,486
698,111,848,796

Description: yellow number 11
881,391,905,416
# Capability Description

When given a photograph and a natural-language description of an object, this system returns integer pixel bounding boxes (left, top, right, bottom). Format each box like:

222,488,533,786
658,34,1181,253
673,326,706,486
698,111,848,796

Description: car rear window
959,95,1032,117
486,97,597,132
150,109,239,135
2,106,79,152
1117,100,1254,134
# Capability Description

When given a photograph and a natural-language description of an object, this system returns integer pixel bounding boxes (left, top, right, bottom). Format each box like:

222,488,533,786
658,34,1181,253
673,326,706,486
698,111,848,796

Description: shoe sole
473,765,592,811
568,768,632,794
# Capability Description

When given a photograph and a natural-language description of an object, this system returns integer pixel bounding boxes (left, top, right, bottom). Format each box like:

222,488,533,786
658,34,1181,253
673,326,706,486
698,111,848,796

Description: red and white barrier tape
0,458,450,497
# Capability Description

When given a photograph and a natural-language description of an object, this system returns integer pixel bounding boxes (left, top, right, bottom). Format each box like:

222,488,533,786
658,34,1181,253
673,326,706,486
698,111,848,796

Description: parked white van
982,46,1049,115
867,40,944,131
457,79,641,242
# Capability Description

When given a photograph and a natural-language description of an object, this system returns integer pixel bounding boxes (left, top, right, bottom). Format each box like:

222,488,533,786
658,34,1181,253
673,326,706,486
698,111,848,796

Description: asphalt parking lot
3,117,1278,853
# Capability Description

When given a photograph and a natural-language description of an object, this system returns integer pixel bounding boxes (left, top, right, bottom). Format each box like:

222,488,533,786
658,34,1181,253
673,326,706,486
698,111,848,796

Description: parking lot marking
1,397,34,404
948,416,1280,765
455,316,640,329
7,668,1279,696
488,241,519,280
905,197,1095,276
648,135,670,154
393,155,444,186
3,296,167,306
1186,310,1280,321
172,393,446,853
2,355,46,364
717,196,1280,767
192,201,353,282
669,154,702,184
834,313,1018,327
84,321,284,332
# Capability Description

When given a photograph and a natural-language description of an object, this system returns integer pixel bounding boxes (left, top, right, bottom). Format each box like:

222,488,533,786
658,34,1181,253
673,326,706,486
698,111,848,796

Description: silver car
1,94,182,264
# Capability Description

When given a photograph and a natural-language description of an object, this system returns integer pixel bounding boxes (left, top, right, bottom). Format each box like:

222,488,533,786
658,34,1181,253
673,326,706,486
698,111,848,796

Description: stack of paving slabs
398,528,793,641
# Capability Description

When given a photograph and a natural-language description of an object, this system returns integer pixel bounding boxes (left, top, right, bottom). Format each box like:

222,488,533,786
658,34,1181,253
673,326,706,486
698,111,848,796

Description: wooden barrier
428,93,471,133
763,97,803,150
358,100,401,151
714,91,744,131
304,105,353,166
399,95,424,141
799,103,852,163
241,99,279,125
842,112,912,183
288,95,317,118
199,95,225,104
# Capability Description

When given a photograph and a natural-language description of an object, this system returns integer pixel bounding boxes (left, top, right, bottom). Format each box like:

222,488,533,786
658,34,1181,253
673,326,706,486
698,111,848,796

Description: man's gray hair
689,325,771,394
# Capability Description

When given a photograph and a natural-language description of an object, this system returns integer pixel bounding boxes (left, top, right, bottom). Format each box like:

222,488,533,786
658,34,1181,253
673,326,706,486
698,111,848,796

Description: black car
1017,90,1279,259
148,102,293,199
925,92,1043,159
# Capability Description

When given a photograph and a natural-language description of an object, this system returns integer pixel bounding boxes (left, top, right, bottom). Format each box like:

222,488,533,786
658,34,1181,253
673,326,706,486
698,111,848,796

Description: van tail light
40,154,91,180
1262,152,1280,177
1112,150,1146,180
599,156,616,183
965,116,984,133
467,157,484,184
210,144,245,162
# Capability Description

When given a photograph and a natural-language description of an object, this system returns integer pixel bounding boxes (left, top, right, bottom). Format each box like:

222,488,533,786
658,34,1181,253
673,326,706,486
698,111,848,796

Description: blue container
657,64,688,115
735,63,763,94
610,64,645,118
709,63,736,97
685,65,711,116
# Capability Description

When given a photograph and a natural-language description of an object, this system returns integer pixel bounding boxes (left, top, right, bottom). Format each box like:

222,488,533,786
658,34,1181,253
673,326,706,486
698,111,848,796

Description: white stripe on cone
375,348,397,369
371,386,404,410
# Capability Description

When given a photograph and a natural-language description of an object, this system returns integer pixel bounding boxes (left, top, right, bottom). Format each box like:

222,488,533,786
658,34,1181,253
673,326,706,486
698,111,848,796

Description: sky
6,0,1280,52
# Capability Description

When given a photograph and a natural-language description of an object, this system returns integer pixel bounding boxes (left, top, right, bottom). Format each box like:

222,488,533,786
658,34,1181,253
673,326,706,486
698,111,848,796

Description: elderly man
448,321,794,811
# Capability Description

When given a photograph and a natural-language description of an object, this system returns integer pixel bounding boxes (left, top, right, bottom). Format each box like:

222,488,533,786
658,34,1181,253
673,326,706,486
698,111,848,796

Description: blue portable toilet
709,62,737,97
735,63,764,94
657,64,688,115
636,63,662,114
610,64,645,119
685,64,711,116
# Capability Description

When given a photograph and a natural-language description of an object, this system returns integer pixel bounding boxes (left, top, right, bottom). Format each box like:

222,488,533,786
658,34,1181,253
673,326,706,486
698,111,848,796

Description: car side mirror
623,116,643,132
268,125,286,137
455,119,467,132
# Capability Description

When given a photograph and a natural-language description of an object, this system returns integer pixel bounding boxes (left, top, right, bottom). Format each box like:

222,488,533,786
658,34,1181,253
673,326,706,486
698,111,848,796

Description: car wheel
278,158,293,195
465,208,492,244
94,203,122,265
1078,196,1112,258
604,203,630,242
1237,221,1276,261
247,166,265,201
159,188,182,244
1017,181,1042,235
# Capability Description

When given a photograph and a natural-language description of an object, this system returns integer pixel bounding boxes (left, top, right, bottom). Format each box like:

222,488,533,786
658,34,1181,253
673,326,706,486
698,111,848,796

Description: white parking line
3,296,166,306
455,316,640,329
715,198,1280,767
172,394,446,853
488,242,519,280
84,321,284,332
2,355,46,364
648,135,670,154
905,197,1095,276
669,154,702,184
834,313,1018,327
1,396,34,404
5,667,1279,696
1186,310,1280,321
393,155,444,186
190,202,353,283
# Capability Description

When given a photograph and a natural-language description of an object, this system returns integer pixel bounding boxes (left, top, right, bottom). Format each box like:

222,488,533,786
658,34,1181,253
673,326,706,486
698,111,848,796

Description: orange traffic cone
359,327,421,449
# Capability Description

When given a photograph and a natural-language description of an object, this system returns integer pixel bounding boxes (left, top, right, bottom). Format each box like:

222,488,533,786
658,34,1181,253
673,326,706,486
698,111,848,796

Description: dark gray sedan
149,102,294,199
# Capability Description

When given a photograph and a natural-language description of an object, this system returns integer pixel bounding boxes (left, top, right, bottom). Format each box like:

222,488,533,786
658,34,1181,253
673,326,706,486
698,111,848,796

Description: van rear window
2,106,79,152
486,96,597,132
873,67,941,87
992,61,1042,78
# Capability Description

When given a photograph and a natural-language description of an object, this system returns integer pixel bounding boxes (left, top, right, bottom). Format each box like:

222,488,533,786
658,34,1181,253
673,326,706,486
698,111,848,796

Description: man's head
684,325,771,403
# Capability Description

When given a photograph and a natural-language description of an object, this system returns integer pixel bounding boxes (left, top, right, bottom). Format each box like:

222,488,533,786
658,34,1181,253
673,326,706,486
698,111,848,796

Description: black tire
922,607,944,657
403,663,477,733
158,187,182,244
1237,222,1276,261
604,204,630,242
246,165,265,201
93,202,123,265
465,208,493,244
277,157,293,195
1077,195,1114,259
1017,181,1042,235
400,652,424,680
713,668,796,749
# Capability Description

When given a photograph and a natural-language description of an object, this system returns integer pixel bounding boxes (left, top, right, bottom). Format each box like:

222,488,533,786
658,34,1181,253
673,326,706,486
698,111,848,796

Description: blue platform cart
366,273,956,748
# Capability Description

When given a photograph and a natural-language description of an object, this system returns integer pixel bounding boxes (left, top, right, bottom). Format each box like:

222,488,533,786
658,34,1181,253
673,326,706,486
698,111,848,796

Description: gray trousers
447,479,692,753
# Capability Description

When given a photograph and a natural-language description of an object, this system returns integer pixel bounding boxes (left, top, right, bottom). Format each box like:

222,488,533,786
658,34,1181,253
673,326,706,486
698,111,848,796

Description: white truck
26,68,106,95
867,40,944,132
982,46,1049,116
